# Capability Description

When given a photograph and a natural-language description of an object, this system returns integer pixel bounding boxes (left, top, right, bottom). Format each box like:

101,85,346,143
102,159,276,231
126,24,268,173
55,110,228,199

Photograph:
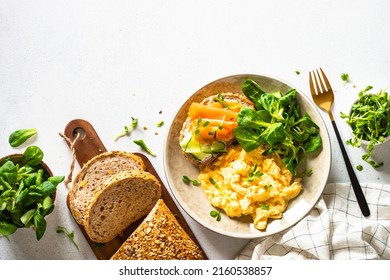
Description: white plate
163,74,331,239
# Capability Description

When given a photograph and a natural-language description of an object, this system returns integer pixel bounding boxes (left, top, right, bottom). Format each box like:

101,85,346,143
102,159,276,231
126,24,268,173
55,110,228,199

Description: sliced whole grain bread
68,151,146,225
84,170,161,243
110,199,205,260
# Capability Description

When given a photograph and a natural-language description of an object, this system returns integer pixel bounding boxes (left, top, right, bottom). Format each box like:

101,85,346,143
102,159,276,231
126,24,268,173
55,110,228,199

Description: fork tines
310,68,332,95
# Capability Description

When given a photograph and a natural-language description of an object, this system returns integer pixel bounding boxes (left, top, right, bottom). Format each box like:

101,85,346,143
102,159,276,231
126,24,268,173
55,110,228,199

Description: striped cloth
236,183,390,260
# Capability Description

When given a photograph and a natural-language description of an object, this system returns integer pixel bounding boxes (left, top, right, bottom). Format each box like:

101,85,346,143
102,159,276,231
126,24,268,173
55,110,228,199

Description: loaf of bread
84,170,161,243
68,151,146,225
179,92,254,166
110,199,205,260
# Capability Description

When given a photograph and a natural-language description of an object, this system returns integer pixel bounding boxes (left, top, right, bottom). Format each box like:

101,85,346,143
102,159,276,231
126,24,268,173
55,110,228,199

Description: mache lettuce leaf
234,79,322,175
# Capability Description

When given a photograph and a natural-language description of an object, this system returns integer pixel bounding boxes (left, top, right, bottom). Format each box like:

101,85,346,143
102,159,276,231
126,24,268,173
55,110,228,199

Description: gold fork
309,68,370,217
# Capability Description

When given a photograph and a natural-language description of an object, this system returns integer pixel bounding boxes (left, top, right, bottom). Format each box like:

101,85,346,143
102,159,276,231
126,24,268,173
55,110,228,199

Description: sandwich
179,92,254,166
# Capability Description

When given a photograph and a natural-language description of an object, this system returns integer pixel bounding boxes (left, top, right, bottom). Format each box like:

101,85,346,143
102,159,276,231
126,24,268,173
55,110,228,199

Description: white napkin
236,183,390,260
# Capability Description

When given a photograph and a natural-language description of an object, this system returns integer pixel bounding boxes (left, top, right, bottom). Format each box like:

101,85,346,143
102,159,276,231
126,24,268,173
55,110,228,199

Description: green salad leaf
0,146,64,240
340,86,390,168
234,79,322,175
8,128,37,147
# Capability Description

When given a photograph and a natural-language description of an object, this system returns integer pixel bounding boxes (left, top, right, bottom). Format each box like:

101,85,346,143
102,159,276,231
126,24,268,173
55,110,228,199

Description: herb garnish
210,210,221,221
194,117,202,136
113,117,138,141
234,79,322,175
209,177,220,188
133,139,156,157
298,168,313,177
247,163,263,182
340,86,390,168
182,175,200,186
216,93,228,108
260,204,270,210
157,121,164,127
341,73,350,85
57,226,79,251
95,242,105,248
208,116,225,139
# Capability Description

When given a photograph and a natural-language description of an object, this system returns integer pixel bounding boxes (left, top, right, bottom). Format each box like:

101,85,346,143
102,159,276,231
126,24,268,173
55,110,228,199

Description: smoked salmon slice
188,103,238,122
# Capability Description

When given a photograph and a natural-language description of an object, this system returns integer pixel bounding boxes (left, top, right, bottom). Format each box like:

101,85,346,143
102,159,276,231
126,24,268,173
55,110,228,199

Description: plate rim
163,73,332,239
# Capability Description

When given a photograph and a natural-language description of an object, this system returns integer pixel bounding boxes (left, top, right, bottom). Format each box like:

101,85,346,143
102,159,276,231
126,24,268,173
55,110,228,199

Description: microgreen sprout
341,73,350,85
246,163,263,182
209,177,220,188
260,204,270,210
216,93,228,108
133,139,156,157
113,117,138,141
182,175,200,186
57,226,79,251
298,168,313,177
95,243,105,248
340,86,389,168
210,210,221,221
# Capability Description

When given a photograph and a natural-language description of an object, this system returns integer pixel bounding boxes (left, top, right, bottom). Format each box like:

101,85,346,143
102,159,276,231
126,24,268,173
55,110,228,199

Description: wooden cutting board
63,119,207,260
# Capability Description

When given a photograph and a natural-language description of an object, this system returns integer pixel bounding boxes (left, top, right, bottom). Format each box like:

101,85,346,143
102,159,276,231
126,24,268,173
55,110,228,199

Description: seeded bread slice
110,199,205,260
68,151,146,225
84,170,161,243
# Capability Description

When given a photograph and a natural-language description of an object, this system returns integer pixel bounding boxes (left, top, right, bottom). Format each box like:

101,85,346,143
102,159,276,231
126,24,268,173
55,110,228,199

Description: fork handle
331,120,371,217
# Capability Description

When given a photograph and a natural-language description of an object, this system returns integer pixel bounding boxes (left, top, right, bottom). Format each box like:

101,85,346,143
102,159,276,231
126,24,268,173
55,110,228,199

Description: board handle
63,119,107,166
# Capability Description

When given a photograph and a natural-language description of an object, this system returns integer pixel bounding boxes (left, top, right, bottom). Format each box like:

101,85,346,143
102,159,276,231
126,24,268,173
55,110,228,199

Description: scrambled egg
198,144,302,230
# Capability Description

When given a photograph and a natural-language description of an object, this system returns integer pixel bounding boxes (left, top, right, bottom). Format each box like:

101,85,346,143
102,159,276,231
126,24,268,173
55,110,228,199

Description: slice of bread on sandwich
110,199,205,260
68,151,146,225
84,170,161,243
179,92,254,166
